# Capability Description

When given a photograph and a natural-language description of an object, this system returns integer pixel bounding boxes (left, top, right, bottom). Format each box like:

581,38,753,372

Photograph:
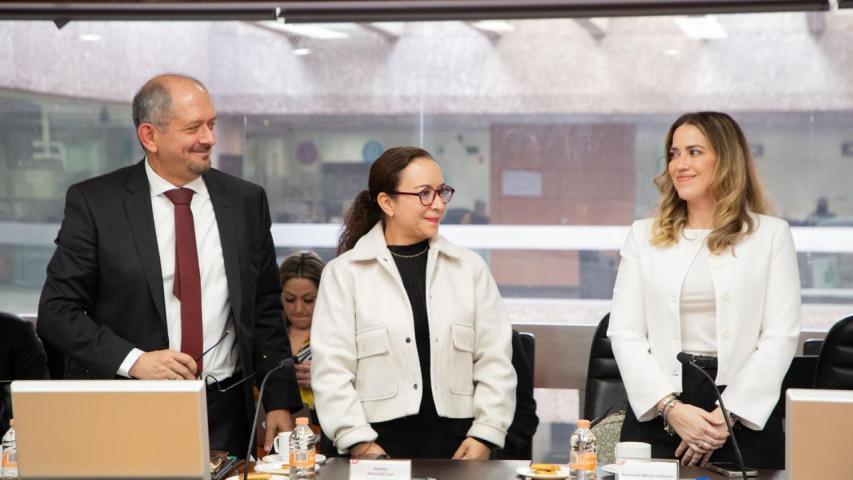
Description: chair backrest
491,330,538,460
802,338,824,356
814,315,853,389
517,331,535,378
583,313,628,421
777,355,818,418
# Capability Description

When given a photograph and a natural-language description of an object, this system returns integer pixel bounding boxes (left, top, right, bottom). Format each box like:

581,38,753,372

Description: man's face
148,80,217,184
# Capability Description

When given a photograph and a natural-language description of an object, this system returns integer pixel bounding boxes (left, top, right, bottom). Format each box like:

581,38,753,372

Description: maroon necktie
164,188,203,373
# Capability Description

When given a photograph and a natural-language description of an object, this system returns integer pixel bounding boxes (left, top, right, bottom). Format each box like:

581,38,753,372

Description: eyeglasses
391,185,455,206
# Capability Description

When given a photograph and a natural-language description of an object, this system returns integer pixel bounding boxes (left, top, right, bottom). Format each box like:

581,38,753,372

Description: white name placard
349,458,412,480
616,459,678,480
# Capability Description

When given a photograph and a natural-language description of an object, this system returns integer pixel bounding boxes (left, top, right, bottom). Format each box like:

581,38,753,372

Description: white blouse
679,229,717,356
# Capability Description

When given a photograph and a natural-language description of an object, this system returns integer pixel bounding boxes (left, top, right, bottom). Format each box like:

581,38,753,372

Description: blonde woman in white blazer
608,112,800,470
311,146,516,460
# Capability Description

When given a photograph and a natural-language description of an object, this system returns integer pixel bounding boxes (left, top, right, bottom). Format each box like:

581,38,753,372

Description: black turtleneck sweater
387,239,435,417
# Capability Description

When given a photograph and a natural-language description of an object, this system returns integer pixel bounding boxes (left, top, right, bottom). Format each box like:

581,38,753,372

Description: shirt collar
144,157,208,199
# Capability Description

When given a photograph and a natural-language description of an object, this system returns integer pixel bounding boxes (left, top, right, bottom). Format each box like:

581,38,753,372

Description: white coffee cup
614,441,652,464
273,431,292,458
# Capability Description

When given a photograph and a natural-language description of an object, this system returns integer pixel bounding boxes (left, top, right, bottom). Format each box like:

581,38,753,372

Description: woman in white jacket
311,146,516,459
608,112,800,469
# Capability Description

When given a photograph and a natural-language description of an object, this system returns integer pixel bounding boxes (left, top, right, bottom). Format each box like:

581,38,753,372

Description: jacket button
723,330,731,339
405,337,411,343
722,292,731,301
413,384,418,390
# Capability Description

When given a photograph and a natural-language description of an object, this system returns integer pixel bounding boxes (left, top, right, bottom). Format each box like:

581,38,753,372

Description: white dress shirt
117,160,238,380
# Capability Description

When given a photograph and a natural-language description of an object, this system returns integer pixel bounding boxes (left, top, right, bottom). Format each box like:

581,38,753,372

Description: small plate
253,463,290,474
254,462,320,474
601,464,620,474
261,453,327,464
515,466,571,479
225,474,287,480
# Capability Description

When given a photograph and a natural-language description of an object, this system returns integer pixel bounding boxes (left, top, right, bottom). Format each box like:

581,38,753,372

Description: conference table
230,458,787,479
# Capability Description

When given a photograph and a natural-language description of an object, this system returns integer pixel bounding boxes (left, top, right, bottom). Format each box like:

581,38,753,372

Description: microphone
243,355,296,480
676,353,748,479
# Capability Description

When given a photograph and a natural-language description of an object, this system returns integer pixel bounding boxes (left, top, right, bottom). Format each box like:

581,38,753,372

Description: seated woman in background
279,251,325,414
311,146,516,460
608,111,800,469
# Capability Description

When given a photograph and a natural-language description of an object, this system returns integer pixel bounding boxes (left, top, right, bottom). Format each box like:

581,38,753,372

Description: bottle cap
295,417,309,425
577,419,590,429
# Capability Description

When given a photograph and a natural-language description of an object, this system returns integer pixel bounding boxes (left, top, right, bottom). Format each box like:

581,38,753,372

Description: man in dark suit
37,74,301,455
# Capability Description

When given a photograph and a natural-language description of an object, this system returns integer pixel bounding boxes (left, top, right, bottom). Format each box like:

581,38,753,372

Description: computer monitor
11,380,210,479
786,388,853,480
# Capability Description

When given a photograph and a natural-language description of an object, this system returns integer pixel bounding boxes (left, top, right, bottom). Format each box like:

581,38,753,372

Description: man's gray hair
131,74,208,130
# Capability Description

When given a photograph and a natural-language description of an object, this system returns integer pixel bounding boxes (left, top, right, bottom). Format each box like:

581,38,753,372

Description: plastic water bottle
569,419,596,479
1,419,17,479
289,417,316,479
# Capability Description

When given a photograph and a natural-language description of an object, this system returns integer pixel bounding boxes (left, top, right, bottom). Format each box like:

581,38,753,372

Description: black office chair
491,330,538,460
0,312,50,434
583,313,628,422
814,315,853,389
776,355,818,418
802,338,824,356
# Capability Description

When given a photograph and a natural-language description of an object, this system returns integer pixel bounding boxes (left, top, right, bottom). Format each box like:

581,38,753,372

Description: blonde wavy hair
651,112,769,255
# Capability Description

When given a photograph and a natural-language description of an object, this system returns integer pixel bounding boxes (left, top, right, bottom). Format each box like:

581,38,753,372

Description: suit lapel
123,160,168,332
205,171,243,324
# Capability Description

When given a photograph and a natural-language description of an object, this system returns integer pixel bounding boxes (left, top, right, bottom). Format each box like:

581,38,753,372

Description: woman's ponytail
337,189,382,254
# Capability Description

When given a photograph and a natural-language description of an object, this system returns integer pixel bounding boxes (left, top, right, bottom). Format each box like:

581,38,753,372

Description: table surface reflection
296,458,786,479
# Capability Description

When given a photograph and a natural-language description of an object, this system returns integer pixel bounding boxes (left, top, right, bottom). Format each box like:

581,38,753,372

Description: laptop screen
11,380,209,479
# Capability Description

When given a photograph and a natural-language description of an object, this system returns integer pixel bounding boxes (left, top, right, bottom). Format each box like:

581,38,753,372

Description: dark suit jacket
0,312,49,436
37,160,301,416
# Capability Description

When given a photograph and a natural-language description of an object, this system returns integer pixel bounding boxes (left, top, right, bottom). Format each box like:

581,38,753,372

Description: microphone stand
243,356,295,480
677,354,748,479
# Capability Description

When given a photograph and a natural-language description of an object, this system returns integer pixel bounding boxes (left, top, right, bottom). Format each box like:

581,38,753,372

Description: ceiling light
675,15,727,40
79,33,102,42
471,20,515,33
367,22,405,37
665,48,680,56
293,48,311,56
257,21,349,39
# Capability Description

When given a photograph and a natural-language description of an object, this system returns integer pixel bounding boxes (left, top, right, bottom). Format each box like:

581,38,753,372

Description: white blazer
607,214,801,430
311,222,516,451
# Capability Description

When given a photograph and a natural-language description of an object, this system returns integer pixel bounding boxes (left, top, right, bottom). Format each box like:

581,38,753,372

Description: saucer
515,466,571,479
253,462,320,474
601,464,620,474
261,453,326,464
226,474,287,480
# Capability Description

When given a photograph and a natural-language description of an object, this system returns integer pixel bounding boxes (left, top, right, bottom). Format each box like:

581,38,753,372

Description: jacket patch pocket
450,323,475,395
355,327,397,401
